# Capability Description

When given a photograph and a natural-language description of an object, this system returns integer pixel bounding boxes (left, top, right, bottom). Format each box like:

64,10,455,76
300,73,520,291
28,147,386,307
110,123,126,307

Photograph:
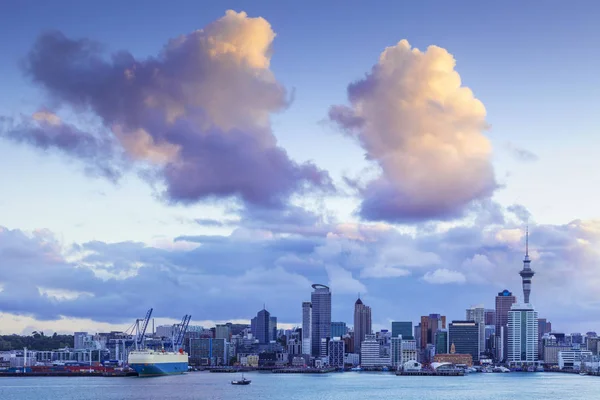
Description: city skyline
1,2,600,335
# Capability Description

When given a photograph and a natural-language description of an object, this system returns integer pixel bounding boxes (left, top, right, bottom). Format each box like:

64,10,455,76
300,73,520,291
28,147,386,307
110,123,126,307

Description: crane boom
174,314,192,348
137,308,153,346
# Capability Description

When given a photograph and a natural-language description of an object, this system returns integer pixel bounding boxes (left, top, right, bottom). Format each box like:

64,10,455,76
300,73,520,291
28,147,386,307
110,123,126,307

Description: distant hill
0,332,74,351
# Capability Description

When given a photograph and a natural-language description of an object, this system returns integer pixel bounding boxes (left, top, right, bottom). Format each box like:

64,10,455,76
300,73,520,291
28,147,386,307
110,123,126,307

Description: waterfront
1,372,600,400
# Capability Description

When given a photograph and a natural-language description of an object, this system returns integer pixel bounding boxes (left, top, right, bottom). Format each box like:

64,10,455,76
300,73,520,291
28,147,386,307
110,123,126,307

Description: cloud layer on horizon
1,204,599,334
330,39,497,222
1,10,331,209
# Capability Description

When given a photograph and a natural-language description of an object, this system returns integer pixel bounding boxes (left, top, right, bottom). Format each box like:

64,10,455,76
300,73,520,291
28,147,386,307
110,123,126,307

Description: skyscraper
495,289,516,361
331,322,347,339
269,316,277,342
466,306,486,359
449,321,480,361
354,296,372,354
391,322,413,340
252,308,271,344
302,301,312,355
420,314,446,349
311,284,331,357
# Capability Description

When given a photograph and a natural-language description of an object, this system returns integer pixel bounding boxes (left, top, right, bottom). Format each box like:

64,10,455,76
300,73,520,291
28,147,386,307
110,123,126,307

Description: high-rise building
311,284,331,357
269,316,277,342
449,321,480,361
360,334,390,367
435,330,448,355
190,338,228,366
420,314,446,349
508,230,538,366
466,306,486,358
354,297,372,354
331,322,347,339
251,308,271,344
484,309,496,326
538,318,552,358
328,339,345,367
74,332,90,349
495,289,516,361
302,301,312,355
391,322,413,340
414,324,421,349
507,305,538,365
215,324,231,340
390,336,417,369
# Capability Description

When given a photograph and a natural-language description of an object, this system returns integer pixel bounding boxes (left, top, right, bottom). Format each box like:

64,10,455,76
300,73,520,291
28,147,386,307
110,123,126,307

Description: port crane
132,308,153,350
171,314,192,351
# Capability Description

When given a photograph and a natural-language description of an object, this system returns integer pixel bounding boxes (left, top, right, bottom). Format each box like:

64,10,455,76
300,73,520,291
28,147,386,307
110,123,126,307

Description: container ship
128,348,189,377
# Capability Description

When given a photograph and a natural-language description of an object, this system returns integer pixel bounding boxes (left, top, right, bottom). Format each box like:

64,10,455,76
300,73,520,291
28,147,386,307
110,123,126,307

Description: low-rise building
559,349,593,370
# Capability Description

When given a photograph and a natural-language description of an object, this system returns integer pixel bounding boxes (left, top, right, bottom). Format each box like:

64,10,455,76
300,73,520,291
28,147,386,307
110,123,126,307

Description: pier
396,370,464,376
272,367,337,374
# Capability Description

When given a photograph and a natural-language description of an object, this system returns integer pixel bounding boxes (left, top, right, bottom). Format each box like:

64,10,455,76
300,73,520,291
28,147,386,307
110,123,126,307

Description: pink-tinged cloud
3,10,331,208
330,39,497,222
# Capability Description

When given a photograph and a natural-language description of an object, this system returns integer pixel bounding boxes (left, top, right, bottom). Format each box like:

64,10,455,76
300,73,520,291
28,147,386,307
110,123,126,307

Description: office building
420,314,446,349
269,316,277,342
435,330,448,355
190,338,228,366
302,301,312,354
391,336,418,369
354,297,372,354
559,349,593,370
328,339,345,367
361,334,390,367
311,284,331,357
495,289,516,361
74,332,90,350
391,322,413,340
433,343,474,367
466,306,486,357
331,322,347,339
484,310,496,326
215,324,231,341
251,308,271,344
449,321,480,361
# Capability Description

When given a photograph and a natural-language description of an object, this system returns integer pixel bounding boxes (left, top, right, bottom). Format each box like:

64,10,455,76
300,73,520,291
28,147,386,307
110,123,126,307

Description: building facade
435,330,448,355
507,305,539,365
353,297,372,355
420,314,446,350
449,321,480,361
360,334,390,367
391,322,413,340
466,306,486,356
495,289,516,361
311,284,331,357
302,301,312,355
331,322,347,339
328,339,345,367
251,309,271,344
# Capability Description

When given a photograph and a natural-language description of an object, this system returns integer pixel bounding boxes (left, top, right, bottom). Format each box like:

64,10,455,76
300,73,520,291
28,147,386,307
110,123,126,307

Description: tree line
0,331,74,351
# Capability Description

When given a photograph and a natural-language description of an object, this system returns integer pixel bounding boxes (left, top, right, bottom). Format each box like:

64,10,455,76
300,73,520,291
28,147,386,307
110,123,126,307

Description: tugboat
231,373,251,385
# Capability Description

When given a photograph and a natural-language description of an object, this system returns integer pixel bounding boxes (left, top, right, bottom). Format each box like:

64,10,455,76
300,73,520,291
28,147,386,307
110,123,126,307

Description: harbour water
1,372,599,400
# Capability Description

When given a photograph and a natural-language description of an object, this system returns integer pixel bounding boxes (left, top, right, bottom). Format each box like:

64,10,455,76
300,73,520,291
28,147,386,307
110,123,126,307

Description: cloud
329,39,497,222
1,10,331,209
422,268,467,284
325,265,367,294
507,204,532,223
506,142,539,162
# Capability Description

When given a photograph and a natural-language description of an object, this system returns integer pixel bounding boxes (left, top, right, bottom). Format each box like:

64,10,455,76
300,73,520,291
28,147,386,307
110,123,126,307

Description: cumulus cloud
1,10,331,208
330,39,497,222
422,268,467,284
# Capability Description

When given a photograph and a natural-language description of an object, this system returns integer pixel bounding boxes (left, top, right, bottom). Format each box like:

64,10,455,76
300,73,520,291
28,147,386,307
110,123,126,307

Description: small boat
579,372,588,376
231,373,251,385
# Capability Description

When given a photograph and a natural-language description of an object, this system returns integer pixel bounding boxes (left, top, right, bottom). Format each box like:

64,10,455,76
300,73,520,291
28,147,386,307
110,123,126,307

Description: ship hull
130,361,188,377
128,350,188,377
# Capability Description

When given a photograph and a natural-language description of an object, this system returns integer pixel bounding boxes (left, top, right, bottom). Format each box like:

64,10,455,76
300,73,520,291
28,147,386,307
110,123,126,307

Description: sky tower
519,226,535,304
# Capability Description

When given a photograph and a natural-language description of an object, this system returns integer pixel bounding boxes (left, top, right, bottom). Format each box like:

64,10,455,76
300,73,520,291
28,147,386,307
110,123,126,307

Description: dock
396,370,464,376
272,367,337,374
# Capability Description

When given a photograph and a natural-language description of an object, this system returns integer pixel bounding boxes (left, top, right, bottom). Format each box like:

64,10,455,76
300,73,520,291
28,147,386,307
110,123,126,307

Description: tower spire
519,224,534,304
525,224,529,257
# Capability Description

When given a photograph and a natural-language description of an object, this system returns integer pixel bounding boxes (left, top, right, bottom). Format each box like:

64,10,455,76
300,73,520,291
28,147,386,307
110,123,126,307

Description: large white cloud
330,39,497,222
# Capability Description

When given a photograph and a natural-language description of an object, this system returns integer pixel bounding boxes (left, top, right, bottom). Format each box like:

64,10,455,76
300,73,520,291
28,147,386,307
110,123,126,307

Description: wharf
396,370,464,376
0,371,138,377
272,367,336,374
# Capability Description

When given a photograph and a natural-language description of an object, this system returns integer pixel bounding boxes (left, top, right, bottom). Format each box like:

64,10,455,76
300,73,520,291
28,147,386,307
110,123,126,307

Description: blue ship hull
130,362,188,377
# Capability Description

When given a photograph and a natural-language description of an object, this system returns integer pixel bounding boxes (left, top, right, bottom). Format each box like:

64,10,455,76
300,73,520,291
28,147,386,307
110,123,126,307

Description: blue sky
0,1,599,334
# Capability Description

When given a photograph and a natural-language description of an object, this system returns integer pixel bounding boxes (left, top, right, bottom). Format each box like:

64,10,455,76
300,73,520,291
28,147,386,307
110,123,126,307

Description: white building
559,349,593,370
328,339,345,367
390,336,418,369
344,353,360,366
466,306,486,355
302,301,312,355
361,334,390,367
507,303,538,366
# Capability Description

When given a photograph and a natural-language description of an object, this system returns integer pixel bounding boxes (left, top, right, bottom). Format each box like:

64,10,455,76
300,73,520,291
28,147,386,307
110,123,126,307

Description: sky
0,0,599,335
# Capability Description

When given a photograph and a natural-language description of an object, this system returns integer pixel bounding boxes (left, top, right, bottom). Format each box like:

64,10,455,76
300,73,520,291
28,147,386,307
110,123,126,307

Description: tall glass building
302,301,312,355
354,297,372,354
391,322,413,340
331,322,347,339
311,284,331,357
449,321,480,361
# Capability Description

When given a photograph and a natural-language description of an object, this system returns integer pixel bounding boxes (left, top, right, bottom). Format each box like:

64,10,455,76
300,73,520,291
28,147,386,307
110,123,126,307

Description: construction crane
172,314,192,350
